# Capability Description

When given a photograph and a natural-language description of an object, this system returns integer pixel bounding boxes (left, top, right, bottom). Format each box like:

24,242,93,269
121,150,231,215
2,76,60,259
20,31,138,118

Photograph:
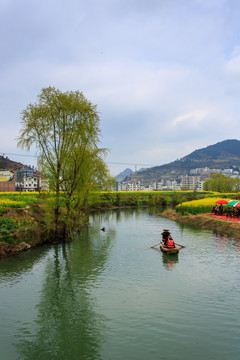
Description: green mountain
126,139,240,182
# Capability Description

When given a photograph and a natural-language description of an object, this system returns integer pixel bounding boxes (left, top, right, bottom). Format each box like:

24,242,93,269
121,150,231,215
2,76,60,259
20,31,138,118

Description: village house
15,169,41,192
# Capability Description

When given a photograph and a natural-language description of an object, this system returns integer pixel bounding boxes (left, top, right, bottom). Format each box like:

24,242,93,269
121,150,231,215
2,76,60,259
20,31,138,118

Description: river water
0,208,240,360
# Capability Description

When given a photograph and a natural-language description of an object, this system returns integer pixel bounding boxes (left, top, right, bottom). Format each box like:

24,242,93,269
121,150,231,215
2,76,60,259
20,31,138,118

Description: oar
150,242,161,248
175,243,185,248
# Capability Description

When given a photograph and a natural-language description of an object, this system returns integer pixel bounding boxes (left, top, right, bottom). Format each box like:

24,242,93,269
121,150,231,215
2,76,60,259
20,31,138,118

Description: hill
115,168,133,182
0,155,29,171
126,139,240,182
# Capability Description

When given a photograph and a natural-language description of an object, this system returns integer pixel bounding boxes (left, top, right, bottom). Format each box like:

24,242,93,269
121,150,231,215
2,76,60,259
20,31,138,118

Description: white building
15,169,41,192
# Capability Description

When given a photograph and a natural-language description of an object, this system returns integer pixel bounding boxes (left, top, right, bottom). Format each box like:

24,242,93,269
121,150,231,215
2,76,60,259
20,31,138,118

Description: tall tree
18,86,111,235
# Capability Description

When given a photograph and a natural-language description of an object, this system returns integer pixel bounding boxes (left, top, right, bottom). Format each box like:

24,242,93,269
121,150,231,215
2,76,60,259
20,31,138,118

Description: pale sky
1,0,240,175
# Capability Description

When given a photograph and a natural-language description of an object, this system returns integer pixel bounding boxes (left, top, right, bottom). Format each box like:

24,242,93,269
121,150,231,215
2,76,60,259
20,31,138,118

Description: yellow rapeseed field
0,199,25,208
176,197,233,215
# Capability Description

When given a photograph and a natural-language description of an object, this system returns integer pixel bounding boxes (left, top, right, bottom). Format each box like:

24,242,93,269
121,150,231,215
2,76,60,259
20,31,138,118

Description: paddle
150,242,185,249
175,243,185,248
150,242,161,248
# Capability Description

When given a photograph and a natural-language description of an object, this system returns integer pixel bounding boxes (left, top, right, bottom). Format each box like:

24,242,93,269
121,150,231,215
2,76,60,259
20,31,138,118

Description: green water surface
0,208,240,360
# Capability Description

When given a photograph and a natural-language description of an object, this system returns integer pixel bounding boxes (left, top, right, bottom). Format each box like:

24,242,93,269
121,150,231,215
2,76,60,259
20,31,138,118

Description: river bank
0,190,232,258
0,204,66,258
160,209,240,238
0,190,201,258
2,205,240,258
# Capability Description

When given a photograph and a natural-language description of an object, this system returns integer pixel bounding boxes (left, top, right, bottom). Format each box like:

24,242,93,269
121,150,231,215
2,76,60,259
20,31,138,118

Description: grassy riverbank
0,190,237,257
161,209,240,238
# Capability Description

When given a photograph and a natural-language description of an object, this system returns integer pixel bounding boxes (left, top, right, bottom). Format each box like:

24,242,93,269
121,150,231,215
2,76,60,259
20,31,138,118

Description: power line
107,161,156,167
0,152,157,168
0,152,37,158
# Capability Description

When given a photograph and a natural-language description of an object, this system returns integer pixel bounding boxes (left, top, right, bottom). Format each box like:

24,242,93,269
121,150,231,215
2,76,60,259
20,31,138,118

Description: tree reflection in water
16,222,115,360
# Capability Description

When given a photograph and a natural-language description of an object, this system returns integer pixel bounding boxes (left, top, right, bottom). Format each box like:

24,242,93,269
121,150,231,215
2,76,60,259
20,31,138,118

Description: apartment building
181,176,204,190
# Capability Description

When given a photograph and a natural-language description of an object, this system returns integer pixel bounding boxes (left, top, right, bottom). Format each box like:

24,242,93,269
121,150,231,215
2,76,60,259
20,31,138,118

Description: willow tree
17,86,111,235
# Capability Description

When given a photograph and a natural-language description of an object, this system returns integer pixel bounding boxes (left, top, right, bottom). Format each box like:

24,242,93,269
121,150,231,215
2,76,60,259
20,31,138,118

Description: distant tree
17,86,112,235
203,173,238,193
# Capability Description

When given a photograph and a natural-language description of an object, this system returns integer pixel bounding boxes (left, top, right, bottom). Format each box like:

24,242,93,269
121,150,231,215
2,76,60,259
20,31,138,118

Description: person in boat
161,228,170,244
165,235,175,248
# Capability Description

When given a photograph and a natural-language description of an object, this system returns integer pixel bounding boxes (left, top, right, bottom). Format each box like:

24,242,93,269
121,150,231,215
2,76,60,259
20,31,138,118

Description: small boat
160,243,179,254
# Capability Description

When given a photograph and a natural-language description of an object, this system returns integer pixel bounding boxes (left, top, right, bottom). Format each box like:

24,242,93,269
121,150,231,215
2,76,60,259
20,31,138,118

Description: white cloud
225,55,240,76
1,0,240,175
171,110,209,128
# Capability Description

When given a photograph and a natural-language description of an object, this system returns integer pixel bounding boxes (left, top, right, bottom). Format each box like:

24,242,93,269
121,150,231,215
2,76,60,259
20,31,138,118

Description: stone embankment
160,209,240,238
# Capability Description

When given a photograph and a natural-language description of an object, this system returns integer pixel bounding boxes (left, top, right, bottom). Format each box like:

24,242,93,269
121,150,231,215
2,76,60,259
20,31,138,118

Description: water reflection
16,225,115,360
91,207,163,227
215,234,240,257
162,253,179,271
152,247,179,271
0,245,51,285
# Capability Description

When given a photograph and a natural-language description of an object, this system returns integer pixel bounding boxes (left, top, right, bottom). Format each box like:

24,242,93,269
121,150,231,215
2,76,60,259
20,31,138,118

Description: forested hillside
126,139,240,182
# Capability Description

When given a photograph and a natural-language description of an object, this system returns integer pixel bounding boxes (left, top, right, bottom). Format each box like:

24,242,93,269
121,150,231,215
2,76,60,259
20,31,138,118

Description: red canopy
215,199,229,204
233,202,240,207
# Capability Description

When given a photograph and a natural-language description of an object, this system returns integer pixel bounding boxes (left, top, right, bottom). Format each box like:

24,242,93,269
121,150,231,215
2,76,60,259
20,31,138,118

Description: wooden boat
160,242,179,254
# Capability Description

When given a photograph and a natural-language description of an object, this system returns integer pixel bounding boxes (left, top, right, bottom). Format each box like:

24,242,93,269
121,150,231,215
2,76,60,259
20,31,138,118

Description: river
0,208,240,360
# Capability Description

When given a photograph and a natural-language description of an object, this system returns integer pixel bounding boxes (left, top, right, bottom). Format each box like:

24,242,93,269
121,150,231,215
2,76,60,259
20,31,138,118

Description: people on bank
161,229,175,248
219,204,223,215
211,204,240,218
213,204,223,215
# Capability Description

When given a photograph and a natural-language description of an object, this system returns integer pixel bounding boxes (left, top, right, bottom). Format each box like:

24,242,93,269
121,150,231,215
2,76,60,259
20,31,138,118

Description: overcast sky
1,0,240,175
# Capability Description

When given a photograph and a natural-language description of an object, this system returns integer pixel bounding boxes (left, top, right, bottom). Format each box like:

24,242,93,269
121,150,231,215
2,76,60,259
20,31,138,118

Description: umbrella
227,200,239,206
233,202,240,207
215,199,229,204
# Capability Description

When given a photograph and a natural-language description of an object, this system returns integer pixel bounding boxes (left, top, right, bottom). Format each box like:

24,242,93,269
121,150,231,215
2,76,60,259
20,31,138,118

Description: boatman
161,228,170,244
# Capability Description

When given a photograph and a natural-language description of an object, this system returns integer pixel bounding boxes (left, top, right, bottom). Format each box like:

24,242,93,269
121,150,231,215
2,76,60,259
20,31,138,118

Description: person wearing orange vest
165,235,175,248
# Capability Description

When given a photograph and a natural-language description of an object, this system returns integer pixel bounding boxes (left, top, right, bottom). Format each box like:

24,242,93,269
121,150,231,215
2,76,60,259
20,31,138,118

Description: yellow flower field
0,193,39,210
0,199,26,208
176,197,233,215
